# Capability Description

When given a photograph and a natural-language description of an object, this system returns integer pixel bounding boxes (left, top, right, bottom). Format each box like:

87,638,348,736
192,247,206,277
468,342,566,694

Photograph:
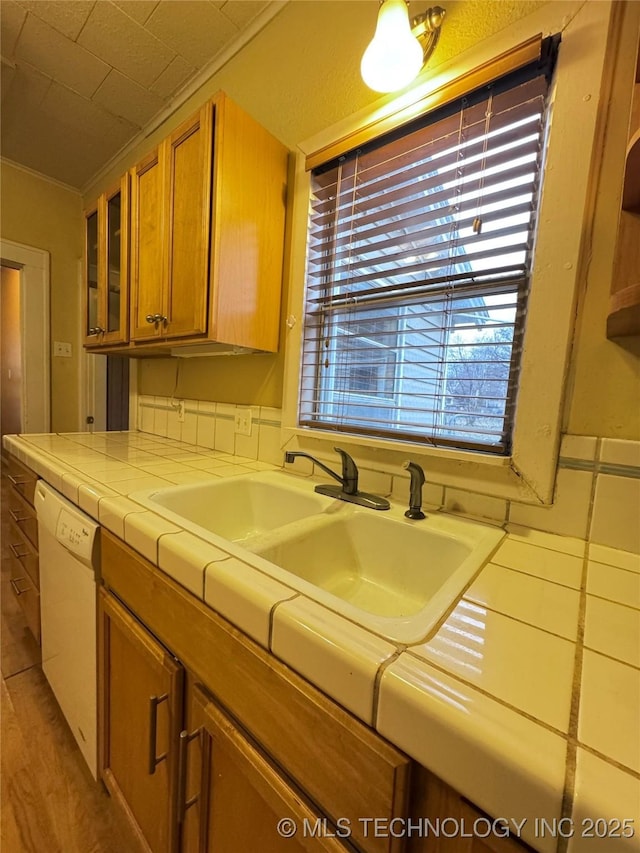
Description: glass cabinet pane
107,192,122,333
86,211,99,333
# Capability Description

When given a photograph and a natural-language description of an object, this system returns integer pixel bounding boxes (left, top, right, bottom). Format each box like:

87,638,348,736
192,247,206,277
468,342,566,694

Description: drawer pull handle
8,475,28,487
148,693,169,775
177,728,201,823
9,509,30,524
10,577,29,596
9,543,29,560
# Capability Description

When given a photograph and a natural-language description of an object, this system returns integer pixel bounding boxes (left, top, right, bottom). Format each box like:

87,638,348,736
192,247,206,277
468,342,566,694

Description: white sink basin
131,470,504,643
129,471,333,543
248,508,503,642
252,512,471,617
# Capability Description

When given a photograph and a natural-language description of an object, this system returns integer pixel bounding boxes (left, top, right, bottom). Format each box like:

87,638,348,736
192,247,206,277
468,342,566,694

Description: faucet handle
333,447,358,495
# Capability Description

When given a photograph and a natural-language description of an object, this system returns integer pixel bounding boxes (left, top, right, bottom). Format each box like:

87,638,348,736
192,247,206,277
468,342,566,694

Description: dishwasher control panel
36,481,100,569
56,508,95,560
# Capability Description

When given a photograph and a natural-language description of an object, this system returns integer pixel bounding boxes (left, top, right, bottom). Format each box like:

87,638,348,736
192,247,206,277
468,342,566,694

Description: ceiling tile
93,69,165,126
42,80,139,142
111,1,160,26
1,64,17,103
1,1,27,58
16,0,95,41
219,1,268,30
1,59,51,114
1,106,115,186
77,1,175,88
15,13,110,99
145,0,238,68
149,54,195,99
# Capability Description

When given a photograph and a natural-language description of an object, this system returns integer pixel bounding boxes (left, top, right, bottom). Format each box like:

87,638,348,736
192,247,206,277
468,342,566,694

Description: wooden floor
1,463,144,853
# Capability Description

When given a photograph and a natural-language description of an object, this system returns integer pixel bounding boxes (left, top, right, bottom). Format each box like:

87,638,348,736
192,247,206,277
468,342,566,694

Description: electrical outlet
53,341,72,358
177,400,185,423
234,408,252,436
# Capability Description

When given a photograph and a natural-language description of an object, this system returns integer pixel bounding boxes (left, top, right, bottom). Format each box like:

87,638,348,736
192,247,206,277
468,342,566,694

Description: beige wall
86,0,638,440
84,0,554,411
1,266,22,437
1,161,83,432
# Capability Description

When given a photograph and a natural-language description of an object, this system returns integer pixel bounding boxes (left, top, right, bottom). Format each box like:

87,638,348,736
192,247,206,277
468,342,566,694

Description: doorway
0,240,50,437
1,266,22,440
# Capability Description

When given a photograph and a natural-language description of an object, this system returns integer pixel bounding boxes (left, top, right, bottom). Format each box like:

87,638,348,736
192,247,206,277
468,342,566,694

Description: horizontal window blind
299,47,557,454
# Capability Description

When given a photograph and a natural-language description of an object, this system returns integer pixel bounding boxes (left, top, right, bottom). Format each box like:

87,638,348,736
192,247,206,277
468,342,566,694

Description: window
299,40,559,455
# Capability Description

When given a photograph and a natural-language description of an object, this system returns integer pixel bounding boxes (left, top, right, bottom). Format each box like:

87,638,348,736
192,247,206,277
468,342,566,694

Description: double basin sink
130,471,503,643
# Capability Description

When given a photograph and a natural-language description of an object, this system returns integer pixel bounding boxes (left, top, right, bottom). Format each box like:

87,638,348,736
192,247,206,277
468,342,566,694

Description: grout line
556,538,590,853
371,650,403,729
575,743,640,781
581,642,639,672
488,560,582,592
268,594,299,651
460,595,580,645
401,650,570,739
4,661,40,681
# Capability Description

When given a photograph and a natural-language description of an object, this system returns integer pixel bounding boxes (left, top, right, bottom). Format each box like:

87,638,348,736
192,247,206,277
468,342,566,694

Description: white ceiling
1,0,275,190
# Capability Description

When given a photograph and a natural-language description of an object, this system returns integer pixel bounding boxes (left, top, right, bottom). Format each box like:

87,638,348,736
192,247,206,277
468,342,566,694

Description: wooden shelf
608,283,640,338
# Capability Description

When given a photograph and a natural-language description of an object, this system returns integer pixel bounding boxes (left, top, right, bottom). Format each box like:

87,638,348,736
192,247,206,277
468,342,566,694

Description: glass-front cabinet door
83,175,129,347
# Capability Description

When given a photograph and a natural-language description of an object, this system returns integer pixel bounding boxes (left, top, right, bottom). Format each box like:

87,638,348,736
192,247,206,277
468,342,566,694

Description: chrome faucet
403,461,426,520
284,447,390,510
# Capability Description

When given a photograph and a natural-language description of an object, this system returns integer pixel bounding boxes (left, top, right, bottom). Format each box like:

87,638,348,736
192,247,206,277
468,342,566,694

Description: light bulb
361,0,424,93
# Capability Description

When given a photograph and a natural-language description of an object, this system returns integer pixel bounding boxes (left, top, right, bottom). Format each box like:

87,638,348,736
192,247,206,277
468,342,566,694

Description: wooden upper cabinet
209,93,288,353
127,92,288,351
130,148,167,341
83,175,129,347
164,105,212,340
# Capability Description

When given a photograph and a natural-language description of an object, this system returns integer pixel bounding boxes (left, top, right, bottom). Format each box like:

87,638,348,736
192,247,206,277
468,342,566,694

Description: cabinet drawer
7,488,38,550
6,457,38,507
7,551,41,644
103,532,410,853
6,533,39,588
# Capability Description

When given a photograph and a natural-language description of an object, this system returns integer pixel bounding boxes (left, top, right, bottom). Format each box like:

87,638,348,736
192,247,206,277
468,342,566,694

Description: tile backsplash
135,395,640,554
136,395,283,467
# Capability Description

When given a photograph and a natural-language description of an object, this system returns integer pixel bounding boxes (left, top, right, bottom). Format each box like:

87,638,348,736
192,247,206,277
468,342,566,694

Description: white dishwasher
35,481,100,780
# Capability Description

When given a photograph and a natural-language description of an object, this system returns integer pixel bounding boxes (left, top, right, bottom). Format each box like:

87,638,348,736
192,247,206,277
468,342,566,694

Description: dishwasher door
35,481,100,780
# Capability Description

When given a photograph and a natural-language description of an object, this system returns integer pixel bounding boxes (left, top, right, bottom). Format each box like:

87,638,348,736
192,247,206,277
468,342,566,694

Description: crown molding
0,156,81,195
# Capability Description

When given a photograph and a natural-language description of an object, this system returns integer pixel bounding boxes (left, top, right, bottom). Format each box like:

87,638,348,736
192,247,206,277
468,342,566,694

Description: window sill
280,424,548,505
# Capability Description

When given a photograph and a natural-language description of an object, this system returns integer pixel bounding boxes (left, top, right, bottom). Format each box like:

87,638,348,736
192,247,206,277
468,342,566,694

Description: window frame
281,1,615,505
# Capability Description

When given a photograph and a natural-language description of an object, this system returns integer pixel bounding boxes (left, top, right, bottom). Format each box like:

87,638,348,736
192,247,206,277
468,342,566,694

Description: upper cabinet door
84,203,101,345
130,148,166,341
102,177,130,345
83,175,130,348
164,104,213,340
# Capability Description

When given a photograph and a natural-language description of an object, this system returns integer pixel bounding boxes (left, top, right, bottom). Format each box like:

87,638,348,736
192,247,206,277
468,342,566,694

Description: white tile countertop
4,431,639,853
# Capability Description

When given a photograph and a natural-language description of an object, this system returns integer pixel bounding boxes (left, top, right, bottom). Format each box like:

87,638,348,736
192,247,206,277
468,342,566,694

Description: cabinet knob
145,314,168,325
88,326,104,336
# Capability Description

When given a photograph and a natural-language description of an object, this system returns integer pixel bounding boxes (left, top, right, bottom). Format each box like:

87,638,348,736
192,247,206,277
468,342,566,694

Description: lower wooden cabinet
181,681,352,853
99,590,353,853
3,457,40,645
99,589,183,853
99,531,529,853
